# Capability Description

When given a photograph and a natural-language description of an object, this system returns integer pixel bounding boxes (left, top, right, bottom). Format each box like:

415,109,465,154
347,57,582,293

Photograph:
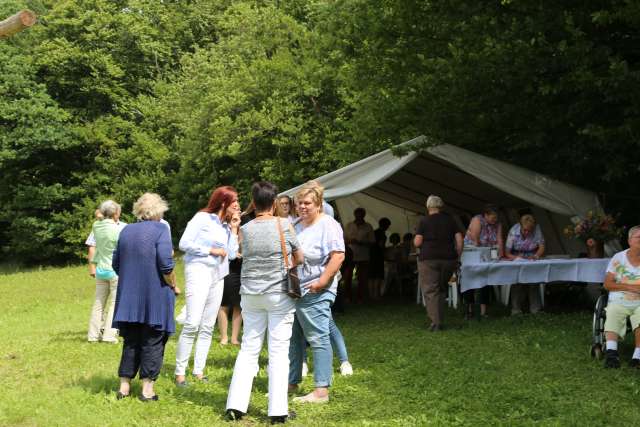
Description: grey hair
99,200,121,219
629,225,640,240
133,193,168,221
426,195,444,209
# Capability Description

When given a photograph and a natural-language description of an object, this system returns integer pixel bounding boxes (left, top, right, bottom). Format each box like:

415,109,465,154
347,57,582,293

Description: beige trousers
87,277,119,342
418,259,457,326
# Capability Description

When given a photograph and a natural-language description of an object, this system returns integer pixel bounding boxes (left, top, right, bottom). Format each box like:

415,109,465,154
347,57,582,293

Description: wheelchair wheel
591,343,603,360
591,294,608,359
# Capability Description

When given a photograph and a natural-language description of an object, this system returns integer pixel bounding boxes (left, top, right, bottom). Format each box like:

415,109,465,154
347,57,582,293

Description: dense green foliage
1,0,638,262
3,264,640,425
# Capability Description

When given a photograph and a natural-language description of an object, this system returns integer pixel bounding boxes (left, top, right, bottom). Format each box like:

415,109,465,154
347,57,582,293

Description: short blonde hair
133,193,168,221
520,214,536,229
426,195,444,209
295,180,324,210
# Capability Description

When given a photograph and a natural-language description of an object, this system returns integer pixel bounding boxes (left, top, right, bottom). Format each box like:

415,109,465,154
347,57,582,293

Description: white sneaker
301,361,309,377
176,306,187,324
340,361,353,376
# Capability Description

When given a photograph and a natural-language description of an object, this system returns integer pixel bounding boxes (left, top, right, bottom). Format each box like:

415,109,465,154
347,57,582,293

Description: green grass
1,264,639,426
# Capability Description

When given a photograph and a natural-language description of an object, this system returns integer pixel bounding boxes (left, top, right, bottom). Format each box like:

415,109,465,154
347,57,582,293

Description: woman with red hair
175,186,241,386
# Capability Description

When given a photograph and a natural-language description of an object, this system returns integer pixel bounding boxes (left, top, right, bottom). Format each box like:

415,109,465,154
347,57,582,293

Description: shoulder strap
276,218,290,269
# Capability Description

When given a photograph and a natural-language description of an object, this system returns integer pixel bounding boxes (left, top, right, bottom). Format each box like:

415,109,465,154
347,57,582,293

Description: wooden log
0,10,37,38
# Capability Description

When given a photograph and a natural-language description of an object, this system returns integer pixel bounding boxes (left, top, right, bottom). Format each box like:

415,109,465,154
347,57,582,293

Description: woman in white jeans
175,186,240,385
226,181,303,424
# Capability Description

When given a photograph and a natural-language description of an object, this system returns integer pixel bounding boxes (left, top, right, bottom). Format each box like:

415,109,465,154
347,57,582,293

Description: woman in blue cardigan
112,193,179,401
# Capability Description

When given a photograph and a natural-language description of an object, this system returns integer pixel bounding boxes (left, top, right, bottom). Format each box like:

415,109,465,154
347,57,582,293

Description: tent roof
283,136,600,218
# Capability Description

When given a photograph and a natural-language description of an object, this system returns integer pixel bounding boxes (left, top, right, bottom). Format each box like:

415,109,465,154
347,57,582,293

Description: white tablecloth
460,258,610,292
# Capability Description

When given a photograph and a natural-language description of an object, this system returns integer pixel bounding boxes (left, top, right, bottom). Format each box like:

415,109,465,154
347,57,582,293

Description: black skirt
221,259,242,307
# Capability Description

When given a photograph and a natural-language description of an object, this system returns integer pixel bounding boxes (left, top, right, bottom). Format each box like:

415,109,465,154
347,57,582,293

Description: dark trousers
355,261,369,303
463,286,492,306
343,261,370,303
118,323,169,381
418,259,457,326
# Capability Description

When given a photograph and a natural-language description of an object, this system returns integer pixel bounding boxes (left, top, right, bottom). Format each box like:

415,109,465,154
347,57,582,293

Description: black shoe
270,411,297,424
139,394,159,402
604,349,621,369
630,358,640,368
116,391,129,400
225,409,245,421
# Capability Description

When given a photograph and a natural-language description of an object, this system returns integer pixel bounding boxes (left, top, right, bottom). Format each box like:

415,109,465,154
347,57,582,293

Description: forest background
1,0,638,263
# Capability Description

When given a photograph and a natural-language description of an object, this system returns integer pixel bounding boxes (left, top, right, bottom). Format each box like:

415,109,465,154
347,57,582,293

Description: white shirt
607,250,640,308
344,221,374,262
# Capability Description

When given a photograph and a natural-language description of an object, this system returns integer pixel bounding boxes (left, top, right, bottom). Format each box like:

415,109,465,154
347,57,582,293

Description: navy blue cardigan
112,220,176,333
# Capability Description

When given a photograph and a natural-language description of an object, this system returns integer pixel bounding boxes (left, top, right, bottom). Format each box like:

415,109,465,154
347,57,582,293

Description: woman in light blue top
175,186,240,385
288,181,345,404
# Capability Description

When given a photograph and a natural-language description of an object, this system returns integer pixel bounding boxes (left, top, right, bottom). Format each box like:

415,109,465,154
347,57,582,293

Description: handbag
276,218,302,299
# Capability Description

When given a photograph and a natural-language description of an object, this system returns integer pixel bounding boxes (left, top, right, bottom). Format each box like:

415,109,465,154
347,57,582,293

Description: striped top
112,221,176,333
240,217,299,295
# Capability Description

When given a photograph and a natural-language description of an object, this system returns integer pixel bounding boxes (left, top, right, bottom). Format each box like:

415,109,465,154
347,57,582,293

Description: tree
145,3,347,230
311,0,640,220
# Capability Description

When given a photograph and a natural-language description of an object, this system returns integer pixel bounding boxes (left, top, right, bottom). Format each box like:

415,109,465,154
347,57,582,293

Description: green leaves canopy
1,0,638,262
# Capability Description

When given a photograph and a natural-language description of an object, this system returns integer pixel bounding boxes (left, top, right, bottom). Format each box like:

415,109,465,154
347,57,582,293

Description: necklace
255,212,274,219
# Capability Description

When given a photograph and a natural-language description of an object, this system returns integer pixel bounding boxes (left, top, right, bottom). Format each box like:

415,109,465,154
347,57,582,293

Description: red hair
201,186,238,215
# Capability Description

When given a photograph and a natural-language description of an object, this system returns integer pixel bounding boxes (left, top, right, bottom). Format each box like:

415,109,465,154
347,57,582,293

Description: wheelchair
590,293,607,360
590,292,632,360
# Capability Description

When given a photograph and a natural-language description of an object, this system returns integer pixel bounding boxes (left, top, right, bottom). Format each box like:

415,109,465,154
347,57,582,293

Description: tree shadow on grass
50,330,89,343
74,374,119,396
73,373,229,410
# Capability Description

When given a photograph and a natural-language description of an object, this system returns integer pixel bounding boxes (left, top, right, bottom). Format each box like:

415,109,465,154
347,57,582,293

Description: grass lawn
1,263,639,426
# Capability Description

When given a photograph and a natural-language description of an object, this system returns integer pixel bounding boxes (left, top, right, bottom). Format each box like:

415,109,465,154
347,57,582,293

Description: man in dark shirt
414,195,463,331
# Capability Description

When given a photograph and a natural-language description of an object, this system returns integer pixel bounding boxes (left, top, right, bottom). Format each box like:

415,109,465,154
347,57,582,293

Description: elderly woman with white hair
414,195,463,331
87,199,126,343
111,193,179,401
602,225,640,369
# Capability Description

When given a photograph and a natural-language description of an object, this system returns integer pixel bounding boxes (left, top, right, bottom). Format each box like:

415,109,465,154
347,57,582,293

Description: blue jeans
329,317,348,363
302,316,349,363
289,291,335,387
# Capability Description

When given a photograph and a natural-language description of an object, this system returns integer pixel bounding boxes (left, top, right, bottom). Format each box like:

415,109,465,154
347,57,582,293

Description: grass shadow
74,374,119,396
49,330,87,343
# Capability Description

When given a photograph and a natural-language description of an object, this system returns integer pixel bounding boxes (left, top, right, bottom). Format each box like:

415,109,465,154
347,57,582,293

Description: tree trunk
0,10,37,38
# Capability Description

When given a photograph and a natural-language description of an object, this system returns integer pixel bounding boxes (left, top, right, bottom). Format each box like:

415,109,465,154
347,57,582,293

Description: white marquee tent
283,136,604,256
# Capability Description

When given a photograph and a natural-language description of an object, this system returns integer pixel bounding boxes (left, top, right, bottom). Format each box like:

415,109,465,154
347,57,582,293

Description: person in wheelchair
603,225,640,368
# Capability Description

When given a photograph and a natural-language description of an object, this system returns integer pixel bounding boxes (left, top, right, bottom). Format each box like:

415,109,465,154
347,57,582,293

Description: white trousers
87,277,118,342
175,263,224,376
226,293,295,417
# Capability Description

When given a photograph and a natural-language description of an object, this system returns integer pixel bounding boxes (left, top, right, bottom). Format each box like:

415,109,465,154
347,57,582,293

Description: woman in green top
87,200,126,343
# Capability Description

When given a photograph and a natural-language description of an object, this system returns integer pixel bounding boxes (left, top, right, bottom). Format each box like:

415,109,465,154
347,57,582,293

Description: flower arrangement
564,211,622,243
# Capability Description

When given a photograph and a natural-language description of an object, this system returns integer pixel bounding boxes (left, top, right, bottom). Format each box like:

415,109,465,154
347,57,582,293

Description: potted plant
564,211,622,258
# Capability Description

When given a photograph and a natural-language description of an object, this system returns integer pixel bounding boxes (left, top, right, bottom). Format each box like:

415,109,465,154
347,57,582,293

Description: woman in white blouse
175,186,240,386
